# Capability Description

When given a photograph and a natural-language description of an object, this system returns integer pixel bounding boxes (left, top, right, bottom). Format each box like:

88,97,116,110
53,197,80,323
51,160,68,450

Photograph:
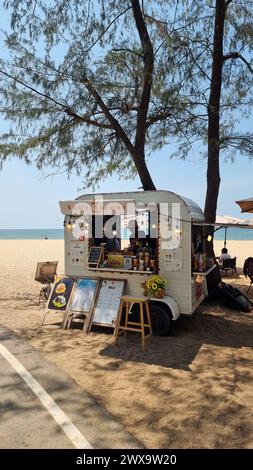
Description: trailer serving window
192,221,253,276
88,211,158,273
192,224,216,275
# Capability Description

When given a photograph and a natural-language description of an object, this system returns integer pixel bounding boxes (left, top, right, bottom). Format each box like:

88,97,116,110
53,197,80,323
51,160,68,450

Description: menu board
164,247,183,272
71,278,99,313
47,277,75,311
91,279,126,328
70,241,85,266
88,246,103,267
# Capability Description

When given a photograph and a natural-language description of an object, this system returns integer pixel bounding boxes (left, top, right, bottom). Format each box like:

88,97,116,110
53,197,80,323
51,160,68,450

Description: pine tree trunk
131,0,156,191
204,0,226,292
133,153,156,190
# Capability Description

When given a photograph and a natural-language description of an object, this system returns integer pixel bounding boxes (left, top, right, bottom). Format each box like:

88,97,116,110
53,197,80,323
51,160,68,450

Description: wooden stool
114,295,152,351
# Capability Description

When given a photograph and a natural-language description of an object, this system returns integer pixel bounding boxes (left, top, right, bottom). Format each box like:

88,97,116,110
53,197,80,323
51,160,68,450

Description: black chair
220,257,238,278
243,257,253,294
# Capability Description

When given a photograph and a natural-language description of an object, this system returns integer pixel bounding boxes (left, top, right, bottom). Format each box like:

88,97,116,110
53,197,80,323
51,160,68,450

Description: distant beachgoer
44,236,48,240
219,247,231,263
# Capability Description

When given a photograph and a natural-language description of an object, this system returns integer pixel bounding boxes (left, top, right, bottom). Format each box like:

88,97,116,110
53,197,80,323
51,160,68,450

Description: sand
1,239,253,448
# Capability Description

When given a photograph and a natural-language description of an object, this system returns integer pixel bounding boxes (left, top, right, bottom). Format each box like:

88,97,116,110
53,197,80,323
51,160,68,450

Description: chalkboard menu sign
47,277,75,312
91,279,126,329
88,246,103,267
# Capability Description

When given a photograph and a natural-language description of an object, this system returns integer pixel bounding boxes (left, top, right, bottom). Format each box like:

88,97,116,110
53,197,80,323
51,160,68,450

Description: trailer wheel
149,303,172,336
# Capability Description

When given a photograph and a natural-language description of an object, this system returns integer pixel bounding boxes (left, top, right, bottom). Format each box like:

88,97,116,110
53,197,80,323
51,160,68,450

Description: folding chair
220,257,238,278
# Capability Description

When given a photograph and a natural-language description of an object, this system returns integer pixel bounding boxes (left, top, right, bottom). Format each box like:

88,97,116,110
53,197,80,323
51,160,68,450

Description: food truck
59,190,216,335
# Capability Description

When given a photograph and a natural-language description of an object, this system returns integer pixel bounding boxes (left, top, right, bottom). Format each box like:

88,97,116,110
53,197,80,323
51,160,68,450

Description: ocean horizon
0,229,64,240
0,227,253,240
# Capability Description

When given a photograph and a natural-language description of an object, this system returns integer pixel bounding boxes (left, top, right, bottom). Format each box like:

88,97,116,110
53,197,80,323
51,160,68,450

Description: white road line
0,343,93,449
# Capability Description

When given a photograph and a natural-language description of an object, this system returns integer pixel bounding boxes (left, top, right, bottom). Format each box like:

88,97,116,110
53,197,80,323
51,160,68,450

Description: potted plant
141,275,168,298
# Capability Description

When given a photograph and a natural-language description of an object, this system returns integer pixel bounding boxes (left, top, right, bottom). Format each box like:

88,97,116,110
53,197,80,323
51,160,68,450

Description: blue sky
0,147,252,229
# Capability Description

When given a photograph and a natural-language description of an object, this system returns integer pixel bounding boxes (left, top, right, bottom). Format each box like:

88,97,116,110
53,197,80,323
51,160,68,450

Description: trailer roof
74,190,205,223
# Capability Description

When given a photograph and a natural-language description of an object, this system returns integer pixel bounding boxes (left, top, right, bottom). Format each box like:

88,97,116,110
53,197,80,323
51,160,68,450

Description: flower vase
155,289,165,299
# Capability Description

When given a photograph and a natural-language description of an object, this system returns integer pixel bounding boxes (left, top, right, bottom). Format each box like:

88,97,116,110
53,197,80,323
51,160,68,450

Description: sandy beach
1,239,253,448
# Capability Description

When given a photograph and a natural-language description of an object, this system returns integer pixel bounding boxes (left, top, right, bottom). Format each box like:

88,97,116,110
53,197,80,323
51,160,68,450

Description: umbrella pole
224,227,227,248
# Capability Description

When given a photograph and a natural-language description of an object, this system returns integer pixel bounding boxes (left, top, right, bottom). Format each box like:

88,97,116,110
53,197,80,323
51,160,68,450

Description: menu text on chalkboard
88,246,103,267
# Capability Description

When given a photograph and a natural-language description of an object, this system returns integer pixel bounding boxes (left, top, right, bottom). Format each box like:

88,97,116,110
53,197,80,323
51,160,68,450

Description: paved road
0,324,142,449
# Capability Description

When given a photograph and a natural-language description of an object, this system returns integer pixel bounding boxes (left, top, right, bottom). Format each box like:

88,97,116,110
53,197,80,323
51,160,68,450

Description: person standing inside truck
128,220,146,254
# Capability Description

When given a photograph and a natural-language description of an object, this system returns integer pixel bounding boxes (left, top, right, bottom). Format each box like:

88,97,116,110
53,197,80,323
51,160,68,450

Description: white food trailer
60,190,215,335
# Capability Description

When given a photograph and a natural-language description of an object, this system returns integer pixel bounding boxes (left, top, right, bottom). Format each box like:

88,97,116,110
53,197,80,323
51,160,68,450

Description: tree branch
112,48,143,59
223,52,253,74
0,68,113,129
0,68,67,109
65,109,113,129
81,72,156,189
146,110,173,127
225,0,233,8
81,75,136,155
86,6,131,55
65,6,132,73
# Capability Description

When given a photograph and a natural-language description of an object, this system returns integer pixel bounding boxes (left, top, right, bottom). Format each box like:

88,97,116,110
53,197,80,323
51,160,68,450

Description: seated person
219,247,231,263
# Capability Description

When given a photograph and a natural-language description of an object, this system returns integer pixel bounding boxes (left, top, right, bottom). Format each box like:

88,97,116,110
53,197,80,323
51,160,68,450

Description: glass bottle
198,254,203,272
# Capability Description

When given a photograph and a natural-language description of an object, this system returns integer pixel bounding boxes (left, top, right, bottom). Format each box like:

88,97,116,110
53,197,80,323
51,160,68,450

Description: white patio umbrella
215,214,253,247
236,197,253,214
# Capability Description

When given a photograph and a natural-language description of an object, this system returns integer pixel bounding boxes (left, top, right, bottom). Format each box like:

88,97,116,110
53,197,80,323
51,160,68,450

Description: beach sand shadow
100,305,253,371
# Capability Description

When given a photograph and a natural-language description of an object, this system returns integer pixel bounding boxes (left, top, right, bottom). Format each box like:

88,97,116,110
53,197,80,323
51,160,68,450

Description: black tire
149,302,172,336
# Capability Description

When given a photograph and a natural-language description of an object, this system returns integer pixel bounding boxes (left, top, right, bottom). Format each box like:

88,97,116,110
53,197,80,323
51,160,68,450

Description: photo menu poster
71,278,98,313
47,277,75,311
92,279,125,327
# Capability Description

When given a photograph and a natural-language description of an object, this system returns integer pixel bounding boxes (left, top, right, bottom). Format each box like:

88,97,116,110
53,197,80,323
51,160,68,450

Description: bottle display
198,254,204,272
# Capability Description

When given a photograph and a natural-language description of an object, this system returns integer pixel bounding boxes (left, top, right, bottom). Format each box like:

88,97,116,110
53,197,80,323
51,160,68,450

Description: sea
0,227,253,240
214,228,253,241
0,229,64,240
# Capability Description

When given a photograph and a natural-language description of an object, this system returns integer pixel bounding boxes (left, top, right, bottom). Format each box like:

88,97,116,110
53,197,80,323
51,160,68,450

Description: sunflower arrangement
141,275,168,298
